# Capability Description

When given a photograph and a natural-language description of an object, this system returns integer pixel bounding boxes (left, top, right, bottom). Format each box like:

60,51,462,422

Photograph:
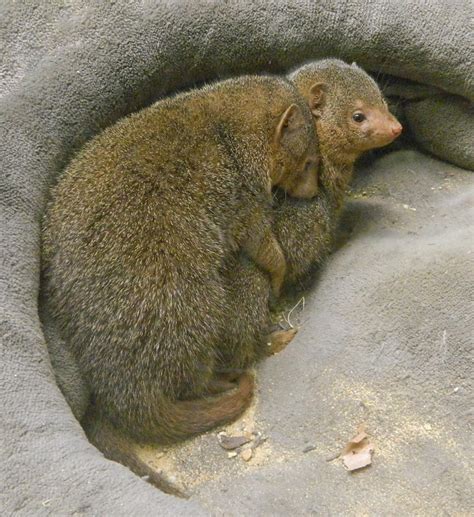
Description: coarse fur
42,76,319,452
288,59,402,209
42,63,399,493
221,59,402,367
278,58,402,285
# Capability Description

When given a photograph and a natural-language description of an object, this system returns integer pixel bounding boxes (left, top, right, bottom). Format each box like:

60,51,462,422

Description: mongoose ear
275,104,305,149
308,82,326,117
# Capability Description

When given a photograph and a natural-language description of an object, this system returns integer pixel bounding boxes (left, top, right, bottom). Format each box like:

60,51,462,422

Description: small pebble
303,445,316,453
241,448,253,461
227,451,238,459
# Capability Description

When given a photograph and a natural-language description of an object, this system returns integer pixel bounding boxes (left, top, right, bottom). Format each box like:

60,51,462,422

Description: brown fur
42,75,319,488
278,59,402,285
43,62,401,492
82,406,188,497
289,59,402,209
221,59,403,366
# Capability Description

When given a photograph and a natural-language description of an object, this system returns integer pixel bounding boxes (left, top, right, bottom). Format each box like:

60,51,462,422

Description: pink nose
391,123,402,137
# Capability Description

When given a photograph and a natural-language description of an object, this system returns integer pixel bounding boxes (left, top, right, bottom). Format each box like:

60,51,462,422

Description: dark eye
352,112,366,123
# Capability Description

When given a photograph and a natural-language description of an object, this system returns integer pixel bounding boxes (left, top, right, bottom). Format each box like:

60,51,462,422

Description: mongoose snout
282,155,320,199
349,103,403,149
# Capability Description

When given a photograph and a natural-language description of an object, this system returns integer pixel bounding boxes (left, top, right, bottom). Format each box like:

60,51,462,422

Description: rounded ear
308,82,326,117
275,104,305,149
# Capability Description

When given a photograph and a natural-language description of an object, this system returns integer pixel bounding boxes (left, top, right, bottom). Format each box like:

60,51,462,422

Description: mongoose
42,75,320,482
219,59,403,367
279,58,402,284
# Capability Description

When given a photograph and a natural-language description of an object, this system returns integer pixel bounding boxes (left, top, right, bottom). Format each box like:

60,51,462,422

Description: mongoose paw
271,278,283,299
266,328,298,356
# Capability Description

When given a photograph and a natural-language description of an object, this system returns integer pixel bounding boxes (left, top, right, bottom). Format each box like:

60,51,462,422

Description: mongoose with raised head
280,58,403,284
42,75,320,483
220,59,403,366
288,59,402,206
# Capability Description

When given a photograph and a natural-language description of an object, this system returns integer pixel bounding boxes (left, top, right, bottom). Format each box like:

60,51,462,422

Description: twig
285,296,305,329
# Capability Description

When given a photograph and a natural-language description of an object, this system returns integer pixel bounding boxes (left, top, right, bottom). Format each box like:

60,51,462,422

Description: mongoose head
270,102,320,199
207,75,320,199
289,59,402,164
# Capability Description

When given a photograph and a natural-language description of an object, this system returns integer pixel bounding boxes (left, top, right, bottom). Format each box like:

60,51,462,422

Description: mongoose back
42,75,320,452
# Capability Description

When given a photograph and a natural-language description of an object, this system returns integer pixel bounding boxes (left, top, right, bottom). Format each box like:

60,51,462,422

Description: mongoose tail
83,408,188,497
163,371,255,440
84,372,254,493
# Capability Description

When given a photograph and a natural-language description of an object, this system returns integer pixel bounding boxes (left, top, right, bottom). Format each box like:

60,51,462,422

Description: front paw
271,273,283,299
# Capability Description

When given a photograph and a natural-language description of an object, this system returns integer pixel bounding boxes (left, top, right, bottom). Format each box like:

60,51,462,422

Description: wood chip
218,433,252,450
339,424,375,472
342,443,374,471
249,432,267,450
